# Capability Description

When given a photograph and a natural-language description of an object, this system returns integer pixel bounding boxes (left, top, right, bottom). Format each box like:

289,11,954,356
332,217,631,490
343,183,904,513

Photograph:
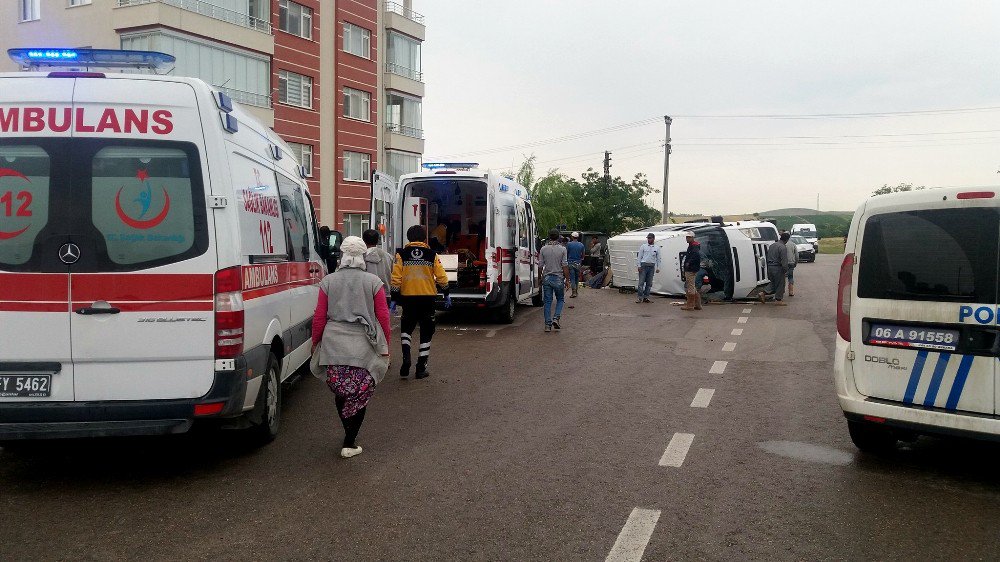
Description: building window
343,87,371,121
287,142,314,177
385,92,423,138
20,0,40,21
387,31,422,81
386,150,421,179
68,0,91,6
279,70,313,109
343,22,371,59
342,214,370,238
279,0,312,39
343,151,371,182
121,30,271,108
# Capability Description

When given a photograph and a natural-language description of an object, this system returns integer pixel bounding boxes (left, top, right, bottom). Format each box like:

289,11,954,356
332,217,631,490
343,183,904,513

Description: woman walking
312,236,391,458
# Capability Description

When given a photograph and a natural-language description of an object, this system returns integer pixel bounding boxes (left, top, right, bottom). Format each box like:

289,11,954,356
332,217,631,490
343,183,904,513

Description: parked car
790,235,816,262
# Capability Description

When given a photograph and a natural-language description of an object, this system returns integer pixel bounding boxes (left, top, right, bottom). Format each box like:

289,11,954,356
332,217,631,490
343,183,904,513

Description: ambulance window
277,174,310,262
858,209,1000,303
91,146,204,267
0,145,50,267
517,206,528,248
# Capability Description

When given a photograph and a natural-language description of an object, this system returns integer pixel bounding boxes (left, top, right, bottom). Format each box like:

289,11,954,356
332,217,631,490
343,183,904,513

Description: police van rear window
858,209,999,303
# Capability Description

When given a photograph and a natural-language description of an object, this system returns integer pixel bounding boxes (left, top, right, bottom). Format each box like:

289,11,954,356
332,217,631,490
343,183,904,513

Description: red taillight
863,415,886,424
837,253,854,341
47,71,106,78
957,191,995,200
479,269,486,289
215,266,244,359
194,402,226,416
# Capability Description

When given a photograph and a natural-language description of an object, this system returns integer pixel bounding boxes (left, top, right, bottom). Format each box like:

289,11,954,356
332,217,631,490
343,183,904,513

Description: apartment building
0,0,426,236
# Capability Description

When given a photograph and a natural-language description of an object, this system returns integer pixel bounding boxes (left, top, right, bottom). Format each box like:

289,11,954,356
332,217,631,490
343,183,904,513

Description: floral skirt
325,365,375,419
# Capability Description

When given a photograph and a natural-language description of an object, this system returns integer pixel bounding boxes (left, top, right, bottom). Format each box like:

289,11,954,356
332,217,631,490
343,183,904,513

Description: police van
370,163,540,323
0,49,329,442
607,220,779,299
835,188,1000,451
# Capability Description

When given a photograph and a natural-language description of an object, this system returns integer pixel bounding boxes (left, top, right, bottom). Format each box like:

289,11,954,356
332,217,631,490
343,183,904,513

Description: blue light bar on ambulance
7,48,176,71
422,162,479,170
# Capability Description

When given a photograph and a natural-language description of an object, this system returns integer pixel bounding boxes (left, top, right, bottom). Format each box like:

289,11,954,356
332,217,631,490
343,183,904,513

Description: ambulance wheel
847,420,896,453
497,291,517,324
248,353,281,444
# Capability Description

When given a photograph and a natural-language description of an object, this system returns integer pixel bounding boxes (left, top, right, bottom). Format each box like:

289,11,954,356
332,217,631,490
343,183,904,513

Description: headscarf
339,236,368,269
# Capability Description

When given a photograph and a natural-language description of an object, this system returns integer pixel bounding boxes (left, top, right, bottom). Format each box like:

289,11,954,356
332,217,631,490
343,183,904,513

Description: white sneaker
340,446,363,458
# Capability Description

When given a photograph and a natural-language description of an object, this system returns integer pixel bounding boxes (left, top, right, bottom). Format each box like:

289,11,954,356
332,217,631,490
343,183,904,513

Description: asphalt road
4,255,1000,560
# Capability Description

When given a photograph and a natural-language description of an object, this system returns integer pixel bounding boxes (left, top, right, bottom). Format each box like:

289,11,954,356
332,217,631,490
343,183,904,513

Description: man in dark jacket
680,234,703,311
760,232,790,305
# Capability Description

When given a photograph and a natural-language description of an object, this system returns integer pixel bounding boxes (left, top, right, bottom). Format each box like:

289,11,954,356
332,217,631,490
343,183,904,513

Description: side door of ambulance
68,79,217,402
524,202,539,296
370,171,396,253
0,116,75,403
852,204,998,415
276,173,318,375
514,204,531,300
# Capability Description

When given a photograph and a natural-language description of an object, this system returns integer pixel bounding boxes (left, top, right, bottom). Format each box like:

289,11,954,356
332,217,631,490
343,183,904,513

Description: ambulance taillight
837,253,854,342
214,266,245,359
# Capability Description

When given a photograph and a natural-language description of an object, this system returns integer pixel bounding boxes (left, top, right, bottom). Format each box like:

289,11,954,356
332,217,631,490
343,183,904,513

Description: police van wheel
847,420,896,453
248,353,281,445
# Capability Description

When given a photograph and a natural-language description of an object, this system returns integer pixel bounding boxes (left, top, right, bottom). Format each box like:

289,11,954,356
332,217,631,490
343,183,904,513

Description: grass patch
818,238,846,254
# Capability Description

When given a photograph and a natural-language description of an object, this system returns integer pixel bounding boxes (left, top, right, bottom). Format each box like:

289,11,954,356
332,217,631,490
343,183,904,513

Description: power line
682,128,1000,141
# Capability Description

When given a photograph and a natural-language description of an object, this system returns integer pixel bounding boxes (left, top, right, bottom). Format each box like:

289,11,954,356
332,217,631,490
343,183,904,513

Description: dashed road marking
722,342,736,352
737,316,749,324
710,360,728,374
690,388,715,408
731,328,743,336
743,308,752,314
606,508,661,562
659,433,695,467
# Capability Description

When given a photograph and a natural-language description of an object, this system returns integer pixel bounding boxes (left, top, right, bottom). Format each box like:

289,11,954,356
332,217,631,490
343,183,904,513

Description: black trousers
399,296,436,369
335,397,366,448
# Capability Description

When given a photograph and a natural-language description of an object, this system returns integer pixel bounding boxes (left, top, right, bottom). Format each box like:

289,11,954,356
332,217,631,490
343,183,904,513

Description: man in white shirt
635,233,661,303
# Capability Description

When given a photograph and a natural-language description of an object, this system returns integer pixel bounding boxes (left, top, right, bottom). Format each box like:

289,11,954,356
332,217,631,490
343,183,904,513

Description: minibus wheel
248,353,281,444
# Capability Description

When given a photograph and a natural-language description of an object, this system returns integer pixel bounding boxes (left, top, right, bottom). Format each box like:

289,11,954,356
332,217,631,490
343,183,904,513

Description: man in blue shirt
566,232,586,298
635,233,661,303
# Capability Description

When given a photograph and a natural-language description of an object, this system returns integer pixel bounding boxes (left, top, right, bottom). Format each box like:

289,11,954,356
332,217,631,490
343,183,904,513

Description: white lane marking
737,316,749,324
743,308,752,314
659,433,695,467
722,342,736,352
606,508,661,562
731,328,744,336
710,360,728,374
690,388,715,408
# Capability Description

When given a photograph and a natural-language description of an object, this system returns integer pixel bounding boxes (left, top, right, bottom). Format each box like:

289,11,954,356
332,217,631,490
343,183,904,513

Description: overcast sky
419,1,1000,215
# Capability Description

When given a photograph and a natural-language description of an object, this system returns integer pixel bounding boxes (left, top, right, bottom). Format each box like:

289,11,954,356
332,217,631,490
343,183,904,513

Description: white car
790,235,815,262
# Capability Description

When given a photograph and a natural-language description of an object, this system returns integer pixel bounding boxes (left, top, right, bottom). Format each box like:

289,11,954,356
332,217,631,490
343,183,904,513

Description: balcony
385,62,422,82
117,0,272,34
385,62,425,97
219,86,271,109
385,122,425,154
385,122,422,139
384,1,424,24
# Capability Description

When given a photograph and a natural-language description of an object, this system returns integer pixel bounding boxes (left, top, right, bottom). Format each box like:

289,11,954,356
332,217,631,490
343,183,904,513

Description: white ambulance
371,163,540,323
835,188,1000,451
607,220,779,299
0,49,329,442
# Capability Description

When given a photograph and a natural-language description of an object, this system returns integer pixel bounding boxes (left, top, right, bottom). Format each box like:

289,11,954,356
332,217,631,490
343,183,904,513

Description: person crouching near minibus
391,225,450,379
312,236,391,459
680,234,703,311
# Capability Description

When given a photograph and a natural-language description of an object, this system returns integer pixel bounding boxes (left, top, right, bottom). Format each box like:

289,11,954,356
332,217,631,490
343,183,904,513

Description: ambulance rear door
67,78,218,402
0,77,76,403
852,199,998,415
370,171,397,253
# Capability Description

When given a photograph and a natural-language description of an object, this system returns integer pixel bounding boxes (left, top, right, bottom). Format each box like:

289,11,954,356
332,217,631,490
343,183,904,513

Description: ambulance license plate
868,323,959,352
0,375,51,398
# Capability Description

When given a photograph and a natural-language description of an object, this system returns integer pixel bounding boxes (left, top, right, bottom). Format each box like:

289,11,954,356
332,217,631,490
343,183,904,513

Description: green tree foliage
579,170,662,234
872,182,925,196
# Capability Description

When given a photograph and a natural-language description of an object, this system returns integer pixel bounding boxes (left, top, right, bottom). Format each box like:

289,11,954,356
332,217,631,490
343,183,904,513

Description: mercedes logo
58,243,80,264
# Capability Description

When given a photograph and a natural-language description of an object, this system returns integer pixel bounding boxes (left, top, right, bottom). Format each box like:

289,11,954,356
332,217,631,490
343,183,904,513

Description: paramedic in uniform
391,225,450,379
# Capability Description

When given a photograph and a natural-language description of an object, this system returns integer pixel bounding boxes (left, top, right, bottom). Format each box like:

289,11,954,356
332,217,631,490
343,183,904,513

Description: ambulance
607,220,779,299
371,163,540,323
0,49,329,442
836,188,1000,451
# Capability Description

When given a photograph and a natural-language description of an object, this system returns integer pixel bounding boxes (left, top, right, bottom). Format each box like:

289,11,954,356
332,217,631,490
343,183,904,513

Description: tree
872,182,925,196
579,170,661,234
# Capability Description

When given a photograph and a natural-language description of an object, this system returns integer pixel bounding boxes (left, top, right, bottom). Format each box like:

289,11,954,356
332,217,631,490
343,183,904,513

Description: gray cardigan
316,267,389,384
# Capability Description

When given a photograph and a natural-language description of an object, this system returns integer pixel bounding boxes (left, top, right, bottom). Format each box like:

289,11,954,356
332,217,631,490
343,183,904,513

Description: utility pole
662,115,672,223
603,150,612,194
816,193,820,212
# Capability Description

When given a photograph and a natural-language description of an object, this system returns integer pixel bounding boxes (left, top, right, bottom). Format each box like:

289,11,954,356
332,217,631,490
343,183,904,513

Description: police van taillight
215,266,244,359
837,253,854,342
